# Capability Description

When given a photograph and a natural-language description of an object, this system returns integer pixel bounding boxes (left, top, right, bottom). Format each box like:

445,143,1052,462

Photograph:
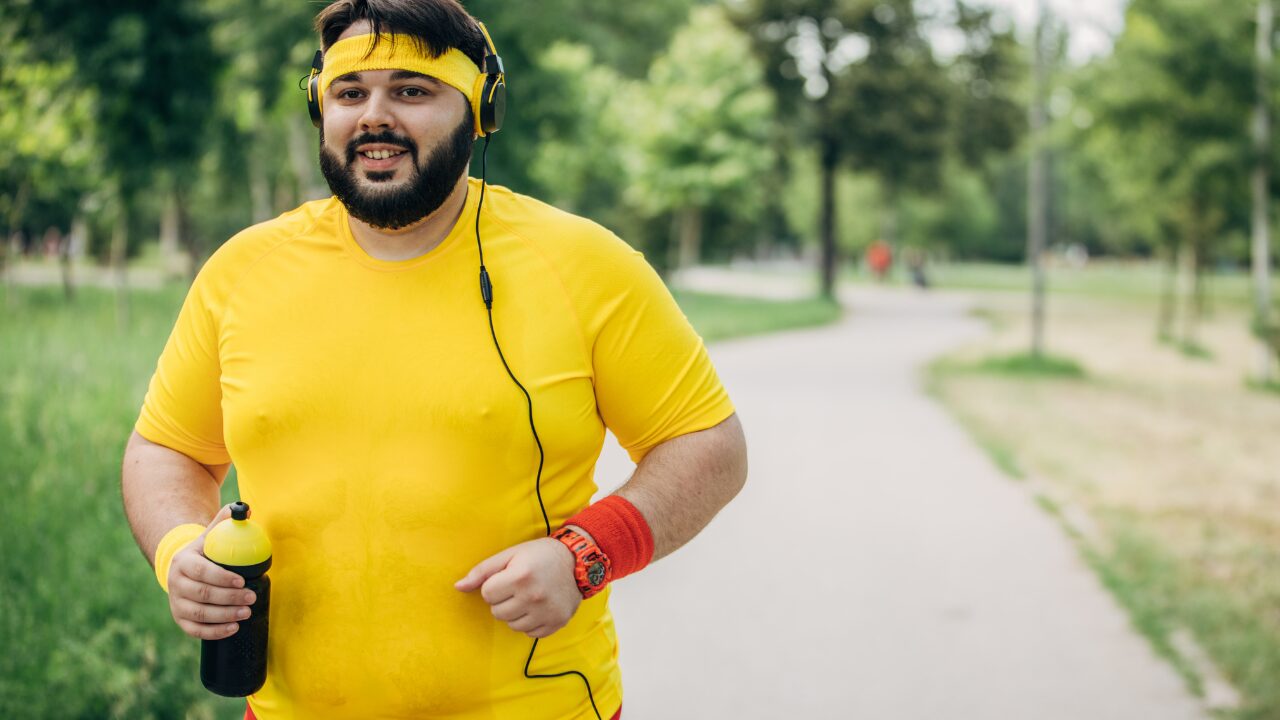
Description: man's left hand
455,538,582,639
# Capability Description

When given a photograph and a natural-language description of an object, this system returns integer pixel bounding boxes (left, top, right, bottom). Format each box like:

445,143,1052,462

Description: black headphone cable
473,135,605,720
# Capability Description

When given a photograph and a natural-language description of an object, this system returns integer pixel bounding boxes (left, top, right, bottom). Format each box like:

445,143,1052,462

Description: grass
850,259,1256,308
974,351,1087,378
671,289,842,342
0,284,243,719
930,280,1280,720
0,279,837,719
1245,379,1280,396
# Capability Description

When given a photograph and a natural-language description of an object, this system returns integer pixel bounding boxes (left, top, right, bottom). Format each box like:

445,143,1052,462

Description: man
120,1,747,719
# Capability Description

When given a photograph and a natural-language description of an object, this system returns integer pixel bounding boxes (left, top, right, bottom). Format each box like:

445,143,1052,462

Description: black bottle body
201,560,271,697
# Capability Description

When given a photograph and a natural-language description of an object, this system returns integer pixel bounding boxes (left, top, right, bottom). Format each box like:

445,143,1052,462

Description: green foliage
530,42,639,233
629,6,774,217
0,38,99,238
1075,0,1256,258
899,160,1003,258
462,0,699,194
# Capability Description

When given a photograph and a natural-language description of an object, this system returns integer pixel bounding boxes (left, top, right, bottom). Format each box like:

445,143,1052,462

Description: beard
319,114,474,230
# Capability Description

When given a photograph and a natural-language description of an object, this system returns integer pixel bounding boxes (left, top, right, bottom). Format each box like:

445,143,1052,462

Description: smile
356,151,408,172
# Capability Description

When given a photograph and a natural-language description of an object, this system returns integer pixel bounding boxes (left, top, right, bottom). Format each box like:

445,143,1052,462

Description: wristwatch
551,527,612,599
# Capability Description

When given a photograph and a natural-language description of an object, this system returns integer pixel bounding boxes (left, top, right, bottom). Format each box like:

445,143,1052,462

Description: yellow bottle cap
204,502,272,567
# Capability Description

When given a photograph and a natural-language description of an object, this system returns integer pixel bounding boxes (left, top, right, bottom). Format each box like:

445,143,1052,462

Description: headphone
306,21,506,138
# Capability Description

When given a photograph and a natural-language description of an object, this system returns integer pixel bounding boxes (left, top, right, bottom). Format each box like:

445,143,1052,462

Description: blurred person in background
906,246,929,290
866,238,893,282
119,1,747,718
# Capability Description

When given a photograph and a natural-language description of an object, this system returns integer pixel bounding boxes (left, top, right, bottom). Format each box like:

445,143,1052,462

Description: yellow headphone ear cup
471,74,488,137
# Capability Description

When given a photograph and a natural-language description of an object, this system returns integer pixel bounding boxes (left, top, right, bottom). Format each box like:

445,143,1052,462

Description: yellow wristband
154,523,206,593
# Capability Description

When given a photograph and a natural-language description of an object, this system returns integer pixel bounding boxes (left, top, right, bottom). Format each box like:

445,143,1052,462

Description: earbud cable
474,135,604,720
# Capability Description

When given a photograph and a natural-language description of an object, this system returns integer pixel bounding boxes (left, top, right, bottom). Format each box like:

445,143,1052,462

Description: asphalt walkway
595,276,1209,719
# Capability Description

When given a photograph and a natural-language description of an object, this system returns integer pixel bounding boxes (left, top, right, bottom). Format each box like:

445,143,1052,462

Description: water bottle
200,501,272,697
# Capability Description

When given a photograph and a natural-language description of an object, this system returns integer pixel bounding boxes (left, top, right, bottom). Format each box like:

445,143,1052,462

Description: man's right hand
167,504,257,640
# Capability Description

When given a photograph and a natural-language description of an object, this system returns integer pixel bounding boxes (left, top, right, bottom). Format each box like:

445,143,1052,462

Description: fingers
173,596,251,625
490,596,526,623
175,617,242,640
455,546,518,593
479,570,519,606
490,598,549,637
170,571,256,606
176,551,246,589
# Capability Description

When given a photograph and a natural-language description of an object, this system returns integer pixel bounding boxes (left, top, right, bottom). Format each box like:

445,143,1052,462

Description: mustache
345,132,419,165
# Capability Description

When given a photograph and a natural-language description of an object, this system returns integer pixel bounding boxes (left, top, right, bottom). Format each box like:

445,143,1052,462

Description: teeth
363,149,404,160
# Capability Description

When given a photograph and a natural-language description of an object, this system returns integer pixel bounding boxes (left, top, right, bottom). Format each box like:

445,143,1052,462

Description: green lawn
849,259,1258,308
0,279,838,719
673,289,842,342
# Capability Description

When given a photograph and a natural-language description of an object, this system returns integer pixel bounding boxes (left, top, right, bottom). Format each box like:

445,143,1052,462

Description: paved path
593,277,1209,720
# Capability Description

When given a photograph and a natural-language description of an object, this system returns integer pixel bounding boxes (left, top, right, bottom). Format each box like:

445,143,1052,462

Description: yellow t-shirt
136,177,735,720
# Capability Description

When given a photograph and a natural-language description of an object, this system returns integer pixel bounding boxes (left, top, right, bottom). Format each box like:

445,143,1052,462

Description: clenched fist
455,537,582,639
167,504,257,640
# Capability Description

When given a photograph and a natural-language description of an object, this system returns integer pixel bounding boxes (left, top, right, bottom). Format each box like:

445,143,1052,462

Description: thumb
202,503,236,535
195,503,237,557
455,546,519,592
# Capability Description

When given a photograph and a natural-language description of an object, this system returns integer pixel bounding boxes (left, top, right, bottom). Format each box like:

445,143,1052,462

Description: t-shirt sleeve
134,263,230,466
585,237,735,464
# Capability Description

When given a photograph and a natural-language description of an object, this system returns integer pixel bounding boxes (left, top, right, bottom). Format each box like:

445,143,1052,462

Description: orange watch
552,527,612,599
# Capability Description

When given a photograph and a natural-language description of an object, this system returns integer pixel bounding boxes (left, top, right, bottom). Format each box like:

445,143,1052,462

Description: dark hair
315,0,488,70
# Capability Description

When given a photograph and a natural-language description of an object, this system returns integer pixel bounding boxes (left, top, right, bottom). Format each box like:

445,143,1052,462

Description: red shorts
245,702,621,719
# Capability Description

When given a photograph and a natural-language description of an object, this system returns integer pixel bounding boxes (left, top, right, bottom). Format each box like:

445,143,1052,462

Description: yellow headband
317,33,481,114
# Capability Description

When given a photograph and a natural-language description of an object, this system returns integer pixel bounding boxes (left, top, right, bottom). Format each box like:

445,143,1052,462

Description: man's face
318,22,475,230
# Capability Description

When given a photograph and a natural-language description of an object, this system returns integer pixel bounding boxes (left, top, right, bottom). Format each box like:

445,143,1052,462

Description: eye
337,88,363,100
401,86,430,98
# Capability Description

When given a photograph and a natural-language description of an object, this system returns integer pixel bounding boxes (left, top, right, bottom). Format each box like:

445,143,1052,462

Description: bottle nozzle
231,502,249,521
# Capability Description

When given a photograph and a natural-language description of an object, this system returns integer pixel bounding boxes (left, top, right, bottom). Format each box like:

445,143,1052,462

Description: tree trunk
3,180,31,303
1027,0,1050,359
159,187,185,282
65,212,88,300
1176,231,1199,348
173,183,200,283
59,229,73,300
673,206,703,272
818,139,838,300
881,191,900,250
1157,243,1177,341
1254,0,1276,381
111,192,131,329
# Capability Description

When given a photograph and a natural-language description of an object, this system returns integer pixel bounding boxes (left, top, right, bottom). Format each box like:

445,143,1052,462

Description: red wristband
564,495,654,581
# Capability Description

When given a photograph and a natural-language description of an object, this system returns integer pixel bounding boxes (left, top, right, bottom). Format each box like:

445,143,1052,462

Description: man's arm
596,412,747,561
121,430,229,566
456,413,748,638
122,430,255,641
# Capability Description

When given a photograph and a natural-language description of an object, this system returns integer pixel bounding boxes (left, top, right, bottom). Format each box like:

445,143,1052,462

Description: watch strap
552,527,612,599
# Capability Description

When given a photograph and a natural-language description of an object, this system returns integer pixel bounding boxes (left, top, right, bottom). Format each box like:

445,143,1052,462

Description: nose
358,89,395,133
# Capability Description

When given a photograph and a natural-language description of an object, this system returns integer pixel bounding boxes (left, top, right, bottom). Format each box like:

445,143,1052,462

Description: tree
16,1,222,321
1028,0,1050,358
630,6,775,274
734,0,1023,299
1080,0,1255,349
0,35,99,298
1252,0,1276,381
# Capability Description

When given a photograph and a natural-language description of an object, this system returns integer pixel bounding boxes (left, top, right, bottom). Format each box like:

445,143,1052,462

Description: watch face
586,561,607,587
